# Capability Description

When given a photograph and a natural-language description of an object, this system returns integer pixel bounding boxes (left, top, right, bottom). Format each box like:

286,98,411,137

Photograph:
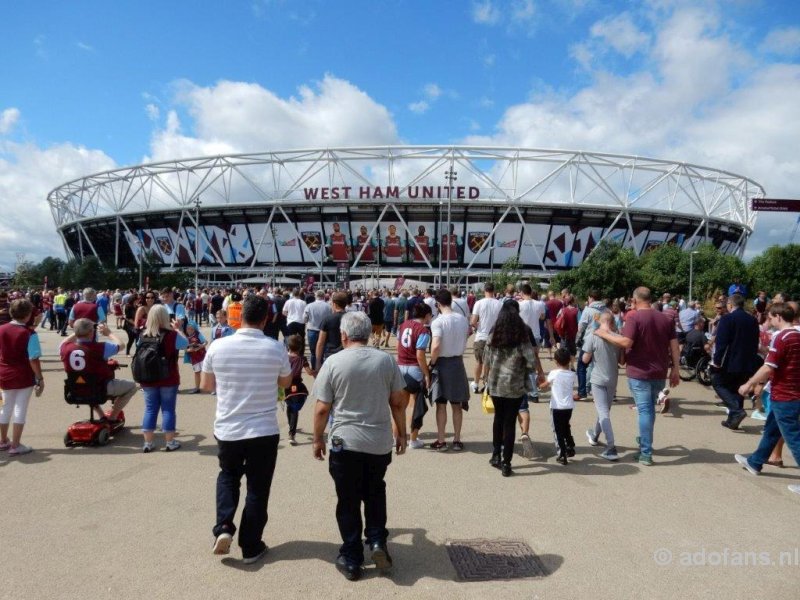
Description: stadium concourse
0,285,797,599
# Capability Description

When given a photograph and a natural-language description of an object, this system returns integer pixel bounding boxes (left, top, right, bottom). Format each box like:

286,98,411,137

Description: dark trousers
124,325,138,355
551,408,574,457
328,449,392,566
214,434,279,556
56,311,67,334
492,395,523,464
712,371,749,423
576,351,589,397
286,322,306,347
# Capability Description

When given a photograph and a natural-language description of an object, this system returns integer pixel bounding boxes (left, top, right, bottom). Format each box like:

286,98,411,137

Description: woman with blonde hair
139,304,188,453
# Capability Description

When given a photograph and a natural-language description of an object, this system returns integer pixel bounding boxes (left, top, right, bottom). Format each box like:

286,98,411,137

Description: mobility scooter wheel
96,428,110,446
64,433,74,447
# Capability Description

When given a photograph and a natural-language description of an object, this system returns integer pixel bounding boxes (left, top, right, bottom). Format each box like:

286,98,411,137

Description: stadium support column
194,196,202,294
445,167,457,288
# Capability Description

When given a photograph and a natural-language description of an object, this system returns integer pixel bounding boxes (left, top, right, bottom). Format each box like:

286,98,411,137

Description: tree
691,244,748,300
490,257,523,290
550,240,641,300
639,243,686,298
748,244,800,298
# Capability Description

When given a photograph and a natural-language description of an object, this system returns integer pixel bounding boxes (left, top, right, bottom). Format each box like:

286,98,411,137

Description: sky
1,0,799,271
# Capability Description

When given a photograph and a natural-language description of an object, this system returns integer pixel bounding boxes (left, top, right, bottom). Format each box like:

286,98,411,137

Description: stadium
48,146,763,287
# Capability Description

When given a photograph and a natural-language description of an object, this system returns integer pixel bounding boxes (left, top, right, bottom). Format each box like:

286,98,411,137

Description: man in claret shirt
735,303,800,491
413,225,430,262
355,225,375,263
383,224,404,263
440,223,459,263
327,222,351,262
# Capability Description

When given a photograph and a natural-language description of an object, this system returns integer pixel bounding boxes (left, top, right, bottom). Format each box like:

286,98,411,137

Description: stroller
63,361,126,447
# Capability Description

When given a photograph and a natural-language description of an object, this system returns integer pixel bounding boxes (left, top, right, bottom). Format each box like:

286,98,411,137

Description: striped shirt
203,328,291,441
765,327,800,402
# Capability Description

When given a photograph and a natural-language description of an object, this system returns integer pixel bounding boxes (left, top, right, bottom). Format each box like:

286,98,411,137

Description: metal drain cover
445,539,547,581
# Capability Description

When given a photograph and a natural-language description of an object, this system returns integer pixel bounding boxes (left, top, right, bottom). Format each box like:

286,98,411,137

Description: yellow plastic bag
481,390,494,414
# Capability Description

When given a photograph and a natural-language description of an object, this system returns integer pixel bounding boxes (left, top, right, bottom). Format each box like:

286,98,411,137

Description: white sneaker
751,410,767,421
164,440,181,452
586,429,599,446
789,485,800,495
213,532,233,555
735,454,760,476
470,381,479,394
409,439,425,449
8,444,32,456
520,434,534,459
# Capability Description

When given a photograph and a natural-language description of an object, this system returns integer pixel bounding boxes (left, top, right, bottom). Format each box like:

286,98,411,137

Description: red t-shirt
766,328,800,402
622,308,676,380
384,235,403,258
142,329,181,388
396,320,430,366
0,322,35,389
328,232,350,261
545,299,563,322
559,306,579,339
413,236,430,261
60,341,115,382
357,235,374,261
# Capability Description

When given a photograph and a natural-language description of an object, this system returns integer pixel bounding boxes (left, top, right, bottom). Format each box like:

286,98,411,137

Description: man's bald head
633,287,652,303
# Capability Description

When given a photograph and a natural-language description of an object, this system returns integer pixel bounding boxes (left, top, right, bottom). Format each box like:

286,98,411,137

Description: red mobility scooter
63,360,126,447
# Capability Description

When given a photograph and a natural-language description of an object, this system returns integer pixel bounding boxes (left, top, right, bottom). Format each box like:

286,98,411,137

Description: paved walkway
2,326,798,599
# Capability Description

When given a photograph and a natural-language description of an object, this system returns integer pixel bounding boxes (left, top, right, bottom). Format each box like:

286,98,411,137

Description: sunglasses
145,296,155,300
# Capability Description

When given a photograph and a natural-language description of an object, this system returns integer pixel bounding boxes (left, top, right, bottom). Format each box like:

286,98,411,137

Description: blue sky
1,0,800,268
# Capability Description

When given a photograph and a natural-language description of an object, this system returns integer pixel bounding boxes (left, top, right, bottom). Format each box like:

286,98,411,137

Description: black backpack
131,332,169,383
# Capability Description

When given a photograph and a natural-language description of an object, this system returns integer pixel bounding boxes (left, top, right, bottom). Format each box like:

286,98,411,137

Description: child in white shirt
539,347,578,464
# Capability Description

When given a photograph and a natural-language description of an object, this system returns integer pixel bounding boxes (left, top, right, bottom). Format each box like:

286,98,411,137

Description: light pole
689,250,699,303
270,224,277,289
193,197,202,295
444,168,457,288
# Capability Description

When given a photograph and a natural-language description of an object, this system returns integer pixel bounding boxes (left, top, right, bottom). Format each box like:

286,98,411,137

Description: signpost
751,198,800,212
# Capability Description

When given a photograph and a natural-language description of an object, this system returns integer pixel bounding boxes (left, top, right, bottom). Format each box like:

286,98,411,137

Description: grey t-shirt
583,333,621,388
311,345,405,455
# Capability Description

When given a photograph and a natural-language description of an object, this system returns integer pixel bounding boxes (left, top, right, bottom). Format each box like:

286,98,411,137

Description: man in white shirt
304,290,332,371
518,284,547,345
430,290,472,451
423,288,438,319
283,288,308,340
470,282,501,393
451,289,470,319
201,295,292,565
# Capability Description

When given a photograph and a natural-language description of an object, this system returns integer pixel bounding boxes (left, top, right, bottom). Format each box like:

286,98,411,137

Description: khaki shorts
474,339,487,362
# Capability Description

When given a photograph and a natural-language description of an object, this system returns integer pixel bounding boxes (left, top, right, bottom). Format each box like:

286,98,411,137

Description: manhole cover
445,539,547,581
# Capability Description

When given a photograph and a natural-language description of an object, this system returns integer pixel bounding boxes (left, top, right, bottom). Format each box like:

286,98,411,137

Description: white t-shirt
452,297,470,318
548,368,576,410
431,312,470,357
203,328,292,441
519,298,546,340
472,297,502,341
423,296,438,318
283,297,307,325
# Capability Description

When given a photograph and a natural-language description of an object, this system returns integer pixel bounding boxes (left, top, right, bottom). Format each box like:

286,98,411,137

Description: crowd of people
0,278,798,579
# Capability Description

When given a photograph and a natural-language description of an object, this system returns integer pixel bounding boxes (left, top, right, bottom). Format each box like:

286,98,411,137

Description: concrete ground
1,326,798,600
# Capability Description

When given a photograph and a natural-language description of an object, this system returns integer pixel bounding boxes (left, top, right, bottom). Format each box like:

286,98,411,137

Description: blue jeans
307,329,320,371
577,350,588,397
747,400,800,471
141,385,178,432
627,378,665,457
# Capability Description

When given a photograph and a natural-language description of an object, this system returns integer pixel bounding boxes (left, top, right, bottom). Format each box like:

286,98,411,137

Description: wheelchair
63,371,126,447
679,342,712,385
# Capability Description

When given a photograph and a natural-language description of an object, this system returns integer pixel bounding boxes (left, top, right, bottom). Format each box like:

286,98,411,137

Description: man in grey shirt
304,290,332,371
312,311,406,581
582,312,622,461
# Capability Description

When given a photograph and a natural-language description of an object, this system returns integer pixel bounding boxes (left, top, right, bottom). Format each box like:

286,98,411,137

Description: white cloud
33,34,46,59
0,132,116,266
590,12,649,57
408,100,430,114
145,103,160,121
761,26,800,57
76,41,94,52
147,75,398,160
465,6,800,256
0,108,20,134
483,53,496,68
423,83,442,100
511,0,535,23
472,0,501,25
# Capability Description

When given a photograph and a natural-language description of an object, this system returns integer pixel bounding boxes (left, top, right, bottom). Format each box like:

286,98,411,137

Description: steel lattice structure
48,146,763,283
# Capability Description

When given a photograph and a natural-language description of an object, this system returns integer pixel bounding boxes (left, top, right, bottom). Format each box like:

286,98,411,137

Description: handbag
481,390,495,414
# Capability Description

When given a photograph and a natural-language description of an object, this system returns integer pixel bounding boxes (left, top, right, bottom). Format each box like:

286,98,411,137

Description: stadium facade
48,146,763,285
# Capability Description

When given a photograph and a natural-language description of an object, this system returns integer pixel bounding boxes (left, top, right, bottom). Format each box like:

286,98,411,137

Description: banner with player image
350,221,378,263
379,222,406,264
407,221,435,264
323,221,353,263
